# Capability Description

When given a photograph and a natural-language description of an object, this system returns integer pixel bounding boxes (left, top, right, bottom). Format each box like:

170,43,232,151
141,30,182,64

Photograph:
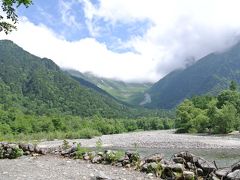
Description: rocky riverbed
38,130,240,150
1,130,240,180
39,130,240,167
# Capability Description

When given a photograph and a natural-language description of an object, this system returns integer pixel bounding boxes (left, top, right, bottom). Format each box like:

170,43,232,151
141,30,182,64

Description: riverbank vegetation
176,81,240,134
0,106,174,141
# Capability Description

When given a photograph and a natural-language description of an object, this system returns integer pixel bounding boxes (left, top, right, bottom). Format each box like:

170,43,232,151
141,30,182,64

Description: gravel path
39,130,240,149
0,155,157,180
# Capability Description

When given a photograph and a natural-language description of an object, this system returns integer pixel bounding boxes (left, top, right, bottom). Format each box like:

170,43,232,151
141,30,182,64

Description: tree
0,0,32,34
230,80,237,91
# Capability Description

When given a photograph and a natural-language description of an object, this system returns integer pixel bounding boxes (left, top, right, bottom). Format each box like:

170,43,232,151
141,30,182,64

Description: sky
1,0,240,82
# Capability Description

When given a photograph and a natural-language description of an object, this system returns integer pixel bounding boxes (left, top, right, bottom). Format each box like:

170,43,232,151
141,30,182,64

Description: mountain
0,40,130,118
66,69,152,104
135,42,240,109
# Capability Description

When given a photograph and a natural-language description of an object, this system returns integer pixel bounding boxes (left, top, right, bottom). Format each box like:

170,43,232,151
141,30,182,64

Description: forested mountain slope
0,40,130,118
136,42,240,109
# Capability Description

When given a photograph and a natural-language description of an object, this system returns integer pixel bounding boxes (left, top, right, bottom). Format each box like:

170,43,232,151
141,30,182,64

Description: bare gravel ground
0,155,157,180
39,130,240,149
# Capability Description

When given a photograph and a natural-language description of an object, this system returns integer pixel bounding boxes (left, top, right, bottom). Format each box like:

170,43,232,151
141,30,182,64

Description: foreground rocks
1,141,240,179
0,142,47,159
60,144,240,180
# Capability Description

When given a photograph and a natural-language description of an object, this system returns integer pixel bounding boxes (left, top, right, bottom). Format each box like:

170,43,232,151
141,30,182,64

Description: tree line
176,81,240,134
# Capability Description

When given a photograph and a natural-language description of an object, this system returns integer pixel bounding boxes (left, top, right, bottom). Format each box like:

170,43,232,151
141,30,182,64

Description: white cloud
58,0,82,30
2,0,240,82
0,18,158,82
81,0,240,77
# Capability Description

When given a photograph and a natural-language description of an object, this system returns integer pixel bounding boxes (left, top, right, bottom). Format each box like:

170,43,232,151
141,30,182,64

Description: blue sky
1,0,240,82
17,0,151,53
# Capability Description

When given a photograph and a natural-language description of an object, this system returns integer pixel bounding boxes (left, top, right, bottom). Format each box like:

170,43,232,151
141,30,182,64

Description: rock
97,152,104,156
83,154,90,160
195,157,216,175
232,162,240,171
215,168,231,178
28,144,34,152
39,148,47,155
92,155,103,164
92,171,112,180
141,163,149,172
122,159,130,166
196,168,204,176
186,162,195,170
125,164,131,168
183,171,195,180
19,143,29,151
227,169,240,180
173,157,185,164
144,153,163,163
169,163,185,173
24,151,31,155
175,152,194,162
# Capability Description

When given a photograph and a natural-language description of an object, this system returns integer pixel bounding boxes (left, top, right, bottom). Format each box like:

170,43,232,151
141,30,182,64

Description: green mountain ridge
66,69,152,104
0,40,130,118
135,41,240,109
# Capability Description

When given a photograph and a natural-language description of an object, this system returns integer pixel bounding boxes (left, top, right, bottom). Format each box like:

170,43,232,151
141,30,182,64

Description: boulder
196,168,204,176
28,144,35,152
169,163,185,173
195,157,216,175
183,171,195,180
175,152,194,162
227,169,240,180
144,153,163,163
232,162,240,172
215,168,231,178
173,157,185,164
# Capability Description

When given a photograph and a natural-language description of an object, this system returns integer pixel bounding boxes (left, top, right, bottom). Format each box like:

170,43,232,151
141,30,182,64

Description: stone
28,144,34,152
227,169,240,180
175,152,194,162
169,163,185,173
195,157,216,175
93,171,112,180
173,157,185,164
19,143,29,151
97,152,104,156
39,148,47,155
183,171,195,180
196,168,204,176
141,163,149,172
215,168,231,178
34,146,41,153
125,164,131,168
232,162,240,171
83,154,90,160
145,153,163,163
23,151,31,155
187,162,195,170
92,155,103,164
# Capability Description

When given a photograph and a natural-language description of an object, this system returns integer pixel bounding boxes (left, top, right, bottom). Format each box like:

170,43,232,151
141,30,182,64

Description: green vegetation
0,40,134,118
0,106,174,141
0,0,32,34
176,81,240,134
0,40,176,141
67,69,152,104
136,42,240,109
